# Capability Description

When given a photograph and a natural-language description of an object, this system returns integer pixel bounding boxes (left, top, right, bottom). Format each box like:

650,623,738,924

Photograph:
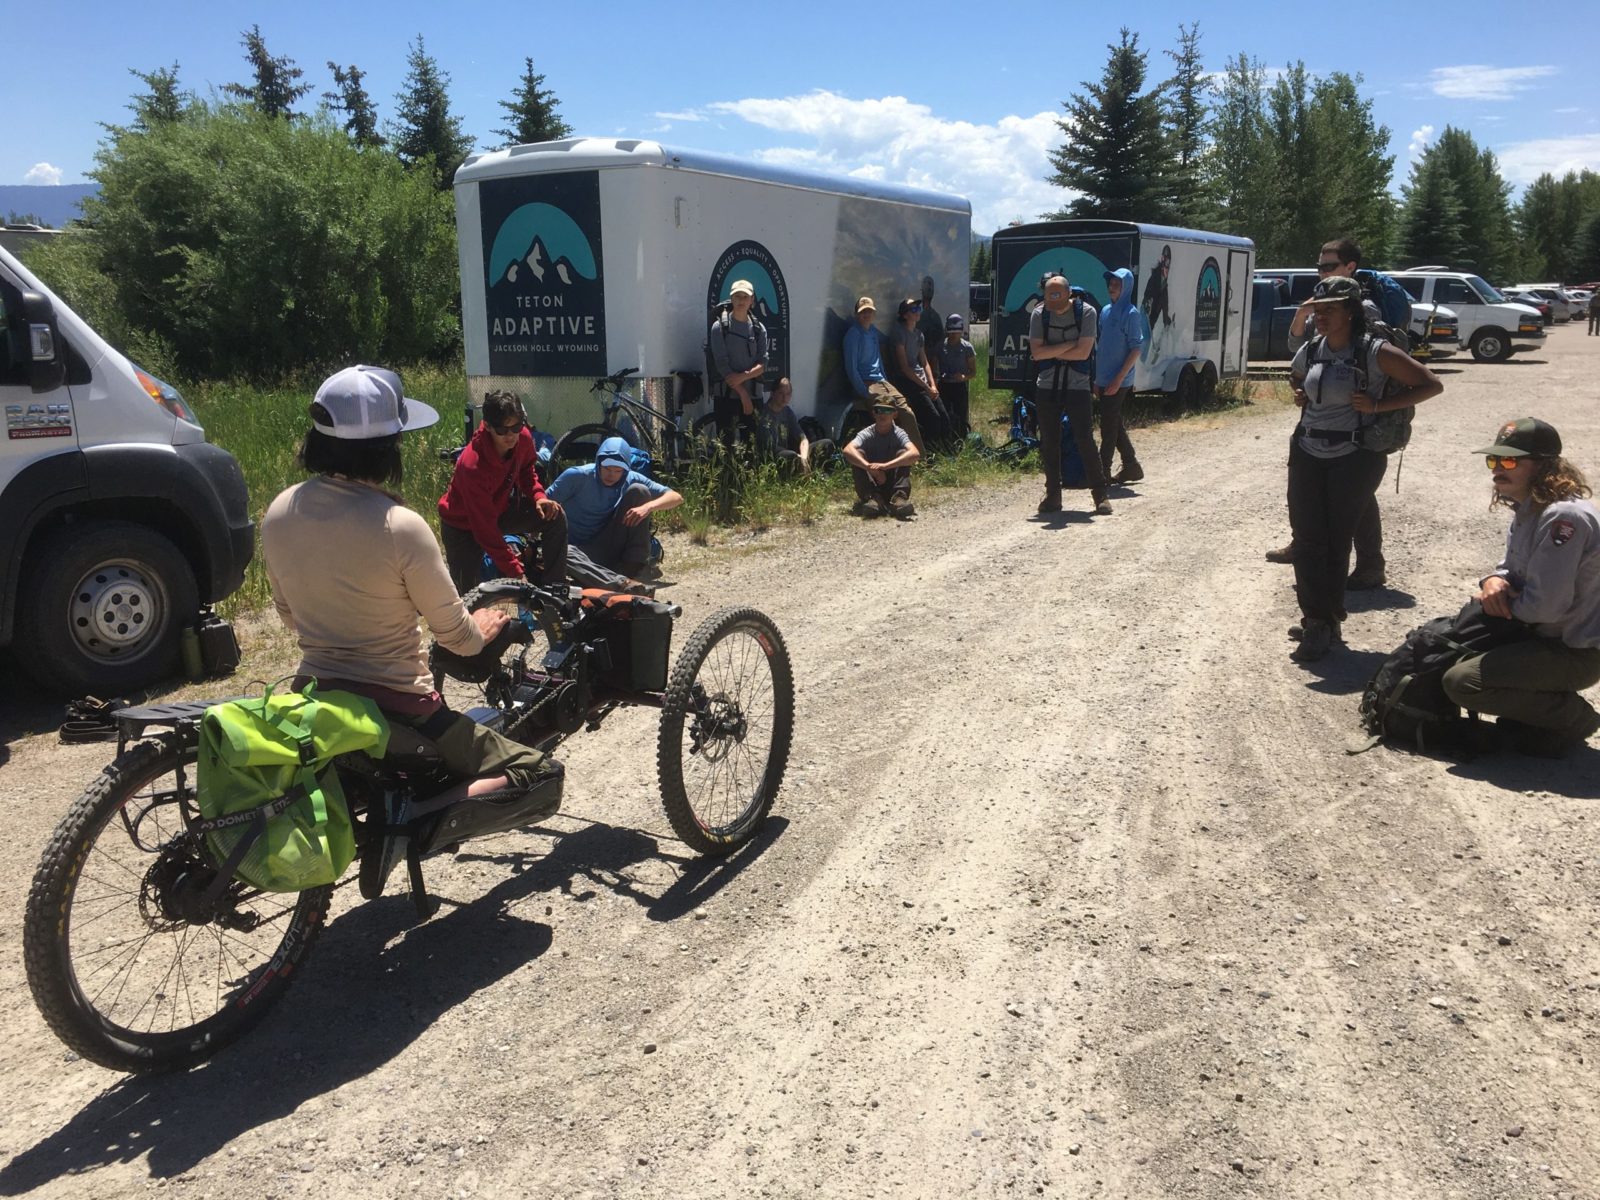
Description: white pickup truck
1,244,252,694
1391,272,1546,362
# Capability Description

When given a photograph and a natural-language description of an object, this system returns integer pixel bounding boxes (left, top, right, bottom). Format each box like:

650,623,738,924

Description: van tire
15,521,197,696
1470,328,1511,363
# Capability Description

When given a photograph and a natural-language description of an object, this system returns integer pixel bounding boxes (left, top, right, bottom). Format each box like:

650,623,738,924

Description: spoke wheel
658,608,794,854
552,422,623,467
24,738,331,1073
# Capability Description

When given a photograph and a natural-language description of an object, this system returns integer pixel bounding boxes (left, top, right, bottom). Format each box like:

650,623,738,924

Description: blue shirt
843,322,887,397
1095,303,1146,389
547,464,669,544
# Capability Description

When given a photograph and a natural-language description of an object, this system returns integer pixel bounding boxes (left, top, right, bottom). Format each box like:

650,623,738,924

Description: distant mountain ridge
1,184,98,228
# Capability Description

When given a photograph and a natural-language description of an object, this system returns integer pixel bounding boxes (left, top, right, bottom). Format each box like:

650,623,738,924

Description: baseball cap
870,400,897,413
946,312,966,332
728,279,754,298
1474,417,1562,458
856,296,876,314
311,365,438,439
595,435,633,469
1307,276,1362,305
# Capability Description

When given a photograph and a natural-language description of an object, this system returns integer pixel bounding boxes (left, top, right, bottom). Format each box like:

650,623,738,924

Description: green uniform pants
1442,639,1600,740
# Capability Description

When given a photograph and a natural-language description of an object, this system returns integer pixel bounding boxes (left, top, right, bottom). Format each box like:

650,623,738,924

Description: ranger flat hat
1474,417,1562,458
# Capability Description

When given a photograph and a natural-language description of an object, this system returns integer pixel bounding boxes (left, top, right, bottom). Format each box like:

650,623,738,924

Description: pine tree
1423,127,1514,277
1046,28,1171,221
1399,150,1467,267
493,57,573,148
325,63,384,148
971,240,990,279
1162,23,1209,226
1306,72,1394,266
126,64,186,131
1203,54,1277,243
222,25,312,119
390,35,474,189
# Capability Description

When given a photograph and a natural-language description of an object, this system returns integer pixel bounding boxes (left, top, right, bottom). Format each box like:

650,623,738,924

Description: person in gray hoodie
1443,418,1600,754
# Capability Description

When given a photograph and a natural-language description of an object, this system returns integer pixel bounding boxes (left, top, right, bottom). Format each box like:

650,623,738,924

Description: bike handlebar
591,366,640,392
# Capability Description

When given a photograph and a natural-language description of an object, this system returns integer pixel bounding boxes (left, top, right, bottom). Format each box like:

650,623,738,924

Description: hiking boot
1265,542,1296,564
1037,494,1062,514
1346,564,1387,590
1287,622,1304,640
1111,462,1144,485
359,790,411,900
888,496,915,519
860,498,885,518
1092,494,1113,516
1290,618,1336,662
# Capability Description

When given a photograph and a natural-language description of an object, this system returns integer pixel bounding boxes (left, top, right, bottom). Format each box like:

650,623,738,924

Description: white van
0,245,252,694
1390,272,1545,362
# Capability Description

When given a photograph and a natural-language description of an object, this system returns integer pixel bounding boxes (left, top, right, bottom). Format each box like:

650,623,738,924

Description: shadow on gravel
0,660,65,763
1445,745,1600,799
1345,586,1418,613
0,871,556,1192
1028,509,1094,528
1498,358,1549,366
1299,648,1388,695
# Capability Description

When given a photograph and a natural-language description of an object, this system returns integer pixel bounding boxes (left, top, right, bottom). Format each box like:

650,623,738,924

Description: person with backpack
892,296,949,444
1440,419,1600,755
843,296,924,452
1029,274,1110,516
1268,237,1407,587
935,313,977,438
1285,276,1442,662
707,279,770,446
1094,267,1146,486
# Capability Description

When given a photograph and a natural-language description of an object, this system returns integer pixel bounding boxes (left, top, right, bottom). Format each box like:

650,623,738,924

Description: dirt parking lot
1,328,1597,1200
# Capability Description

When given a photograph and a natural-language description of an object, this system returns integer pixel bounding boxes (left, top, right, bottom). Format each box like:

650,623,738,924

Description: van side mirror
22,291,65,394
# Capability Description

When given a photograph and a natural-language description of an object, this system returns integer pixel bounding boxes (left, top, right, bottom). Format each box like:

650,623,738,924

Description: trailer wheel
1197,364,1218,405
14,521,197,695
1167,368,1199,416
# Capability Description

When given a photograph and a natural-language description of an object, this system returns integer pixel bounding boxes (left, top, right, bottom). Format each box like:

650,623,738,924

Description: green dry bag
197,679,390,892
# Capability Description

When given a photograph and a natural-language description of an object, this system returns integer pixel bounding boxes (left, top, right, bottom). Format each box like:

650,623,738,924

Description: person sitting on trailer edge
759,377,833,475
1442,418,1600,756
843,400,919,519
547,436,684,584
437,389,568,595
843,296,925,452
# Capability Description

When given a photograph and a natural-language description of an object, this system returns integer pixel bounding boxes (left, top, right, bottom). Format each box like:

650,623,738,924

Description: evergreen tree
1262,64,1319,265
971,240,990,279
1426,127,1514,277
1572,206,1600,282
1202,54,1277,244
125,64,187,131
1398,149,1467,267
493,57,573,148
1046,28,1171,221
1305,72,1394,266
325,62,384,148
1162,22,1209,226
390,35,474,189
222,25,312,119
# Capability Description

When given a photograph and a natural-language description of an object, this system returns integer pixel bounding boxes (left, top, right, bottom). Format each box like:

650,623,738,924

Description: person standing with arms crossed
1030,275,1110,516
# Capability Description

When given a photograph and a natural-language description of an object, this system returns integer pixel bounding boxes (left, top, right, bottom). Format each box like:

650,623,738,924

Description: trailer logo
480,172,607,377
1194,256,1222,342
708,240,789,383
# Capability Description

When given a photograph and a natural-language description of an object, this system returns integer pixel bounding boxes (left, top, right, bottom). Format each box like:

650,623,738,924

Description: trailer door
1222,248,1251,377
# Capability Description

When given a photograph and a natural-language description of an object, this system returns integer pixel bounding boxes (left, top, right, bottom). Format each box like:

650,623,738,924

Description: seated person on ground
437,389,567,594
1442,418,1600,756
546,436,684,582
260,365,555,835
842,400,920,520
759,377,834,475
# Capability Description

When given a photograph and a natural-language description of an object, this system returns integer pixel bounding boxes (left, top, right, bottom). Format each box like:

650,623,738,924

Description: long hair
1492,455,1593,511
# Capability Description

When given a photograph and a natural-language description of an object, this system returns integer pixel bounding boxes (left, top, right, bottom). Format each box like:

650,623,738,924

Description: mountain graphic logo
487,202,598,290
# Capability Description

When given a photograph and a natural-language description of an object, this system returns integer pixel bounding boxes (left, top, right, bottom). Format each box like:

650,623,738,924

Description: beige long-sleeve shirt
261,476,485,695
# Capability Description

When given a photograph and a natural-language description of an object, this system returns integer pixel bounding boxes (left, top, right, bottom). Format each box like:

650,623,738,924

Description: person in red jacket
438,390,568,593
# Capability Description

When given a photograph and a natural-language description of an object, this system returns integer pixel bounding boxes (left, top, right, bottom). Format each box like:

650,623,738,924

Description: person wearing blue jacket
842,296,924,452
547,437,683,584
1096,268,1145,485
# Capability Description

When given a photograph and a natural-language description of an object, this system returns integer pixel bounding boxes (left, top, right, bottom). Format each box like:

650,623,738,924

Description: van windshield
1467,276,1506,303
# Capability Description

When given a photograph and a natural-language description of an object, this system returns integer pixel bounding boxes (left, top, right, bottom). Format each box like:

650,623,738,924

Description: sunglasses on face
1316,261,1341,273
492,420,527,436
1485,455,1523,470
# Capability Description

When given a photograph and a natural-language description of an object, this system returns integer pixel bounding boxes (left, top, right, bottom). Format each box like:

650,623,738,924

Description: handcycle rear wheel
657,607,794,854
24,737,332,1073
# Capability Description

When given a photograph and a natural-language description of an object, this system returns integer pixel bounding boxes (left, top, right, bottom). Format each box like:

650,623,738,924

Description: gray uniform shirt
1490,497,1600,647
849,423,913,464
891,324,928,385
1289,336,1388,459
1029,301,1097,393
761,403,803,454
709,315,770,395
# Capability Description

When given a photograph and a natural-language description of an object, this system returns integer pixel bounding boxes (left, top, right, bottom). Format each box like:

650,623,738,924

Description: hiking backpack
1032,295,1096,390
703,304,767,400
1355,268,1414,333
1305,330,1412,454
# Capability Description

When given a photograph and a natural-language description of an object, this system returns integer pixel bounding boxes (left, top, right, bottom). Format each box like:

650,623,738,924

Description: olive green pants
394,708,548,793
1442,639,1600,740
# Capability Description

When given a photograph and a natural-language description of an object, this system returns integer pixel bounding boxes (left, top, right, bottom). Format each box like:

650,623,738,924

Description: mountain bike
23,582,793,1074
550,367,714,475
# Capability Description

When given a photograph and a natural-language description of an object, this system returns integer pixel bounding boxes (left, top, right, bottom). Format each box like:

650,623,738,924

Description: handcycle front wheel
23,737,333,1074
657,607,794,855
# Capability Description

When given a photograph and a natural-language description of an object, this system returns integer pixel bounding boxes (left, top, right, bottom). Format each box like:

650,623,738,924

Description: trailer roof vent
509,139,581,155
614,139,644,152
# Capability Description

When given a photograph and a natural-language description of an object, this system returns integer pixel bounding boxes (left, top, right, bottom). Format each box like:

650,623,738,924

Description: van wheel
1470,329,1510,362
15,522,198,696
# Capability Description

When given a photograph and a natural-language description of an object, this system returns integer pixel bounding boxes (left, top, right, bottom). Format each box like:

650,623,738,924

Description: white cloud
705,90,1066,233
1428,64,1556,101
651,110,706,122
23,162,62,186
1496,134,1600,187
1407,124,1434,165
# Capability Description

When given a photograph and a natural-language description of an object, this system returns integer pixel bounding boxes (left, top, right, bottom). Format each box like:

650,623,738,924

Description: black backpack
703,304,766,400
1357,600,1530,755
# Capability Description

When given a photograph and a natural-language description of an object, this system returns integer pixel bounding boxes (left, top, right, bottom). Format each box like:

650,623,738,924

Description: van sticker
707,240,791,383
1195,256,1222,342
480,171,607,378
7,401,72,438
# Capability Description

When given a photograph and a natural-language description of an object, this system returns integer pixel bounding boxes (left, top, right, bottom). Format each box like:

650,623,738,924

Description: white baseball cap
311,365,439,439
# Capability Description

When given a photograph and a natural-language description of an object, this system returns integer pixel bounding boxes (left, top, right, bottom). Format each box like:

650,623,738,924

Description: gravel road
2,329,1598,1200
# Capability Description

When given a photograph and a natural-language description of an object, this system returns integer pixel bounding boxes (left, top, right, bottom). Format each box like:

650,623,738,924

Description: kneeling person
843,401,920,519
547,437,684,581
1443,418,1600,755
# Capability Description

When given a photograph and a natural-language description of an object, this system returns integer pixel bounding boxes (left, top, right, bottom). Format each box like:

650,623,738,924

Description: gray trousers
1442,639,1600,739
574,482,656,576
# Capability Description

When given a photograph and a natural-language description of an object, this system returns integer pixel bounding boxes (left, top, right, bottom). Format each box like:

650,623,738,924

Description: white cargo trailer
454,138,971,442
988,220,1254,406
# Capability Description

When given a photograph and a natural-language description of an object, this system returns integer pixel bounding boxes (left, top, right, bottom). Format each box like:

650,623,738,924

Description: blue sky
7,0,1598,233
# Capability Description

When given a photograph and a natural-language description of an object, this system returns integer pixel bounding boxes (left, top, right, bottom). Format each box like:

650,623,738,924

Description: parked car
1502,288,1555,325
1390,272,1545,362
969,282,991,322
1564,288,1590,318
1250,268,1457,360
1509,284,1573,323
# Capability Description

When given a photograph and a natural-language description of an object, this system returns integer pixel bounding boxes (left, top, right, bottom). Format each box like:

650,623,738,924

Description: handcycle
23,582,794,1074
550,366,716,476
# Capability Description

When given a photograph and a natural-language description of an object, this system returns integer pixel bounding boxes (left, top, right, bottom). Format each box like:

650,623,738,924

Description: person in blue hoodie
1095,268,1146,485
547,436,683,583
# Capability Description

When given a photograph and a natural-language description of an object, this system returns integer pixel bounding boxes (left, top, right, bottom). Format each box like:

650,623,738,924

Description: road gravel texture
2,330,1598,1199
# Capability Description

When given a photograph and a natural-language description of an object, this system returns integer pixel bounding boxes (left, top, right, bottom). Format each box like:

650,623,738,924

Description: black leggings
1287,441,1387,622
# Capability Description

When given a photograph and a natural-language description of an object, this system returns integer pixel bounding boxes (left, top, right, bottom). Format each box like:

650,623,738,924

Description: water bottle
180,626,204,680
